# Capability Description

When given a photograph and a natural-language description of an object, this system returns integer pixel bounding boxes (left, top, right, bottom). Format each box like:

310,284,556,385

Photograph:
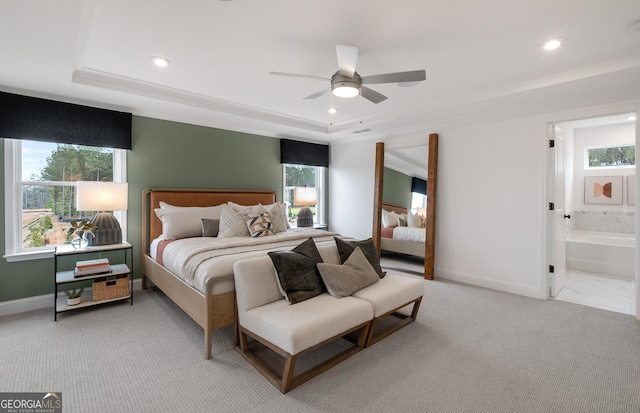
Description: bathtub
566,231,636,279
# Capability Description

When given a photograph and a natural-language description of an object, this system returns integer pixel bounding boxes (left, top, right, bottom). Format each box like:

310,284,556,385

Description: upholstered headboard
382,203,408,215
142,189,277,252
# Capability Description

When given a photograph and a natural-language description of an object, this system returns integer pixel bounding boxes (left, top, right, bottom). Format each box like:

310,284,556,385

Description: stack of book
74,258,111,278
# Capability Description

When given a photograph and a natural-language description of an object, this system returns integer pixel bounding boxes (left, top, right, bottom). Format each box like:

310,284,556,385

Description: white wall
329,105,639,301
571,122,635,213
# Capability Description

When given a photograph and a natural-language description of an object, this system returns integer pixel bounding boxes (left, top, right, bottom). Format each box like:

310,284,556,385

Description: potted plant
65,287,85,306
67,221,97,249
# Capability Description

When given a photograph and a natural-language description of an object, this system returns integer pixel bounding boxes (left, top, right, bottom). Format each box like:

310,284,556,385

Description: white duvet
160,228,341,295
392,226,426,243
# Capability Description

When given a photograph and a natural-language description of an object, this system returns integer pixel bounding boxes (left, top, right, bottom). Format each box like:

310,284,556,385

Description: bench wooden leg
365,296,422,347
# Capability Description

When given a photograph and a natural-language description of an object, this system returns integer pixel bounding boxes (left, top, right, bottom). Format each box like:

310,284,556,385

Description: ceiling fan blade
360,86,387,104
361,70,426,85
269,71,329,82
336,45,359,78
304,88,331,100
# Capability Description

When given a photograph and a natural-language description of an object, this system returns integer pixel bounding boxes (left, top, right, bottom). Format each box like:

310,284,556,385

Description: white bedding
392,226,426,243
159,228,341,295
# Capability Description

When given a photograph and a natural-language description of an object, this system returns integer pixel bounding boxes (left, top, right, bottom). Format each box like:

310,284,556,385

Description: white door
549,125,567,297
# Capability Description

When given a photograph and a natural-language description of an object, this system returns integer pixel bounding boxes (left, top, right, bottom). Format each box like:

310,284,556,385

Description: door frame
544,110,639,320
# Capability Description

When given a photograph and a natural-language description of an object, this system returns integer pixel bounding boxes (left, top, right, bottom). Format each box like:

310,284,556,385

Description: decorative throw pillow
244,212,276,237
317,247,380,298
258,203,288,233
334,237,386,278
268,237,325,304
398,217,408,227
201,218,220,237
218,204,251,237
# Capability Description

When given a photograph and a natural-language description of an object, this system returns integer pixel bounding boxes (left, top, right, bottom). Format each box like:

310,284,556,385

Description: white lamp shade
294,187,317,206
76,181,128,211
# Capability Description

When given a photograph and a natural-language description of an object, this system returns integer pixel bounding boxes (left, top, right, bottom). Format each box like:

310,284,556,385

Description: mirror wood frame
372,133,439,280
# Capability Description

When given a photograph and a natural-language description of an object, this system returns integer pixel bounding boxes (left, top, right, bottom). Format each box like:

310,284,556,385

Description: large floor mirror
372,134,439,279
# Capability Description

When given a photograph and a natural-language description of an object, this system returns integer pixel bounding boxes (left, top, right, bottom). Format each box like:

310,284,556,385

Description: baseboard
436,269,542,299
0,278,143,317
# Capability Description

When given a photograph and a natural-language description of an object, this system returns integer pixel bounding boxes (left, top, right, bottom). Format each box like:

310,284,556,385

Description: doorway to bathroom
548,112,637,315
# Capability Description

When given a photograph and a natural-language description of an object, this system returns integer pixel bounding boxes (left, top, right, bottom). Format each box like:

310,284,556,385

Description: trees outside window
18,141,115,250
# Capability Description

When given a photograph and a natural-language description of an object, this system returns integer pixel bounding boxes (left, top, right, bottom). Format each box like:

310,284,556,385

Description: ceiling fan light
332,86,360,98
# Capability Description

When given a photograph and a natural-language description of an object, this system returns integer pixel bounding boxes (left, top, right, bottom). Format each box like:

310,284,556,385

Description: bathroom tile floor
554,270,634,315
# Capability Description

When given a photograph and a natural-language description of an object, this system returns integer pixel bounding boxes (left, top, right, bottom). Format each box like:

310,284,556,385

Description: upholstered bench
233,255,372,393
233,237,423,393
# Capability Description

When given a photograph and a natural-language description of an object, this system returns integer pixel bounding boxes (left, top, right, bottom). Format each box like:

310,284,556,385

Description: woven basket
93,274,129,301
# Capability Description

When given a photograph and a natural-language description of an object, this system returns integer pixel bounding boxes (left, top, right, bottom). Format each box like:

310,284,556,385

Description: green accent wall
0,116,283,303
383,167,412,208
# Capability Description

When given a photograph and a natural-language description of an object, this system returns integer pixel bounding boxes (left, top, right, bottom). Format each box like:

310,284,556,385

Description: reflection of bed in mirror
380,202,426,258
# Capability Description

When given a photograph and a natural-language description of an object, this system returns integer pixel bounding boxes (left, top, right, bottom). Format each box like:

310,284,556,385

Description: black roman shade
411,177,427,195
280,138,329,167
0,91,132,150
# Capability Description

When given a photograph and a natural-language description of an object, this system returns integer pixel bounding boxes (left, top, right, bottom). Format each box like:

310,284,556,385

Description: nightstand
54,242,133,320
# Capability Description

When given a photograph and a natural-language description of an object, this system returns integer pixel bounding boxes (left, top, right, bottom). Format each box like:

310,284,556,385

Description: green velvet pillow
334,237,386,278
317,247,380,298
268,237,325,304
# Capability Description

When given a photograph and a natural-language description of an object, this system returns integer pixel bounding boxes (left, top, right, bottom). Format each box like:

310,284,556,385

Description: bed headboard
382,203,408,215
142,189,277,252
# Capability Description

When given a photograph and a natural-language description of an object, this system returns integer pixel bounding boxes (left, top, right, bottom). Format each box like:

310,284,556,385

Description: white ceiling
2,0,640,143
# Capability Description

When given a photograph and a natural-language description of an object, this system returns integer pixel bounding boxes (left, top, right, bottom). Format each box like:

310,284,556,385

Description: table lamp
76,181,128,246
294,187,317,227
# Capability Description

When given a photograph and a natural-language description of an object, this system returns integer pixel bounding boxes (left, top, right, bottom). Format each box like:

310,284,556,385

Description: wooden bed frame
380,202,426,258
141,189,277,359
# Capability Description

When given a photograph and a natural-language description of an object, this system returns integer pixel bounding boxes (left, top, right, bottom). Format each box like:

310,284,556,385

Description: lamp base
86,212,122,246
297,207,314,227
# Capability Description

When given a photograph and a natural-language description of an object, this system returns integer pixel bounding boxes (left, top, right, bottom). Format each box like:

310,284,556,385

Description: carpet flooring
1,267,639,413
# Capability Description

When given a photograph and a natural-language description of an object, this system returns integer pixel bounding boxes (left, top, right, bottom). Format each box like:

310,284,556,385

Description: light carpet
1,268,639,413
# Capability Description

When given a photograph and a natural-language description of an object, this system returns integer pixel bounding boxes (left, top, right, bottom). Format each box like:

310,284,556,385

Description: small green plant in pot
65,287,85,306
67,221,97,249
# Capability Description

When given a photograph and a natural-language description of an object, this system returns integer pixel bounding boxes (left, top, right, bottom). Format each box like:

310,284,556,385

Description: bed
380,203,426,258
141,189,340,359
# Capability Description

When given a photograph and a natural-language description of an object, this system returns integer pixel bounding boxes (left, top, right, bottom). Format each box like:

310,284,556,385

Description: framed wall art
628,175,636,206
584,176,623,205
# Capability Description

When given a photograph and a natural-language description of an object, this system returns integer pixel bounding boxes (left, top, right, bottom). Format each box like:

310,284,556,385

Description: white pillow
258,203,288,233
154,205,223,239
381,209,401,228
408,212,422,228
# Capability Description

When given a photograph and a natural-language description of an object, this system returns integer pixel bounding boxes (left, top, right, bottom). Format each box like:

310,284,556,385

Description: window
4,139,127,261
586,145,635,168
283,164,326,228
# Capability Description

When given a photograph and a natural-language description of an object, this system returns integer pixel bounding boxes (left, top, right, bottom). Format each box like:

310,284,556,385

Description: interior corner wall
383,167,412,207
0,116,282,303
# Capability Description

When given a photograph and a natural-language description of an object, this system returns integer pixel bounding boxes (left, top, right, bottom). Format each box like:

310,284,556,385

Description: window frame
4,138,127,262
584,144,636,170
282,163,327,228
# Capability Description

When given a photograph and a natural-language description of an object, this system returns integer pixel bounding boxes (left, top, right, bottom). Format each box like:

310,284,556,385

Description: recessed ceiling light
152,56,171,67
543,39,562,51
629,115,637,121
328,107,337,114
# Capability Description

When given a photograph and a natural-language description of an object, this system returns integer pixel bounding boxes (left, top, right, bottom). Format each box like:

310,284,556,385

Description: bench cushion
352,274,423,317
241,293,373,355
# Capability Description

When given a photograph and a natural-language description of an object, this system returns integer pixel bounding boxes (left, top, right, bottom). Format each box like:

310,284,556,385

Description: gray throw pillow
317,247,380,298
201,218,220,237
334,237,386,278
268,237,325,304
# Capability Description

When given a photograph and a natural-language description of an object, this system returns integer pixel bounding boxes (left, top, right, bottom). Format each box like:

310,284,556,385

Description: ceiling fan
270,45,426,104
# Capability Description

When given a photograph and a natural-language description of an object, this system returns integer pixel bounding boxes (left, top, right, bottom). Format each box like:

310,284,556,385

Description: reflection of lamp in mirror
294,187,317,227
76,181,128,246
416,207,426,218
